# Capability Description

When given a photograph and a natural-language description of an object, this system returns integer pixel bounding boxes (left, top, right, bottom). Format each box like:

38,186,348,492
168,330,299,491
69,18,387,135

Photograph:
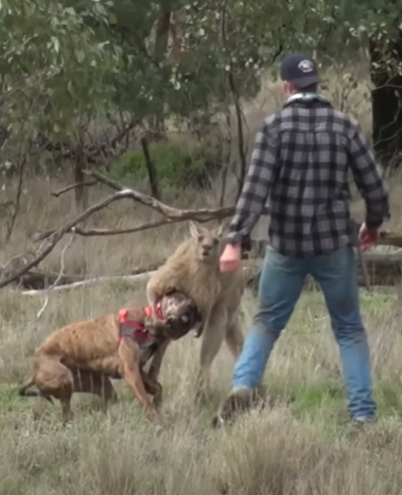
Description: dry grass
2,65,402,495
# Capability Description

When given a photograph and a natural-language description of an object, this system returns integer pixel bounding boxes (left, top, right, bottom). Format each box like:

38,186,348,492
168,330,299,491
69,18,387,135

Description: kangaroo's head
188,221,225,262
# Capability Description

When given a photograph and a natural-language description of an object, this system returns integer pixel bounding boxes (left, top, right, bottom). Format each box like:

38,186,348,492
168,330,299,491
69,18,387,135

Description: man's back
263,97,389,257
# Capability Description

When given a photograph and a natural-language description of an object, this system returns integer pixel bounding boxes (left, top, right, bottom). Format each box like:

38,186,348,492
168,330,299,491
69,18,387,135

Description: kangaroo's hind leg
195,305,228,402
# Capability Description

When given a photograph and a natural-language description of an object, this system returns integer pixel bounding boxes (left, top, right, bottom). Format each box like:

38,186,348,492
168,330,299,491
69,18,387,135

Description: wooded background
1,0,402,293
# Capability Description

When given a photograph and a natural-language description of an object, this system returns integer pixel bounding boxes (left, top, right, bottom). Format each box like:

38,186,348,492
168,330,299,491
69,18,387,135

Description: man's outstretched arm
226,120,279,246
348,121,390,229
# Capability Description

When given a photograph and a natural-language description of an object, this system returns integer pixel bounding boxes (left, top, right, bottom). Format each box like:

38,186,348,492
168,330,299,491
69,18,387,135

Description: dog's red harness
118,304,165,348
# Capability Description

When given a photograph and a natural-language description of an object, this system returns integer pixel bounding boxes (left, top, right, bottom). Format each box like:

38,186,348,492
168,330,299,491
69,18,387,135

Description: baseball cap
280,53,320,88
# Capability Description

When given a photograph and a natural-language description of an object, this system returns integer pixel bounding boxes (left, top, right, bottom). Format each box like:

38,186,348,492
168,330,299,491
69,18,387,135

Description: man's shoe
211,386,253,428
352,415,376,427
344,415,376,437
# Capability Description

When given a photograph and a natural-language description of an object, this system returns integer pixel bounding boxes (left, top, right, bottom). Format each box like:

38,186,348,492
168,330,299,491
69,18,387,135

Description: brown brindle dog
19,290,201,422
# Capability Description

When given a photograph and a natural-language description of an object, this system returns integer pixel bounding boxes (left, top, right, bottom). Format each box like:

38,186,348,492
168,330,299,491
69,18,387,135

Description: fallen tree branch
32,175,245,243
17,264,257,295
5,167,402,295
33,216,216,241
13,248,402,296
83,169,124,192
0,190,135,290
379,232,402,248
36,234,75,319
83,169,237,219
51,180,98,198
357,246,371,292
2,262,162,291
2,268,79,290
20,271,157,295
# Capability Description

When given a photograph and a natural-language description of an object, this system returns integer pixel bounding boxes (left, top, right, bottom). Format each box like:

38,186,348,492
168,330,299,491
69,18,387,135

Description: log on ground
0,262,163,291
243,251,402,294
0,269,78,290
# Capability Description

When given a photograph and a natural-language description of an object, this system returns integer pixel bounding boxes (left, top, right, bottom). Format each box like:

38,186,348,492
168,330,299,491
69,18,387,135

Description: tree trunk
74,144,88,210
370,28,402,167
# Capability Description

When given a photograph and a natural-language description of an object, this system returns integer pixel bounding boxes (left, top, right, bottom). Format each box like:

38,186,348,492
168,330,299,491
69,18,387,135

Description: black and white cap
280,53,320,88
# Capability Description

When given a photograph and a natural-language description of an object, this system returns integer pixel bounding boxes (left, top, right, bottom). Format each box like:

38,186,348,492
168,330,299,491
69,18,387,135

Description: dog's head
158,290,202,340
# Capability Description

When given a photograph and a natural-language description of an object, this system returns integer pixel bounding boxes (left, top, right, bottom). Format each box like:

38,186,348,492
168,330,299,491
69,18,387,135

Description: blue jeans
233,245,376,420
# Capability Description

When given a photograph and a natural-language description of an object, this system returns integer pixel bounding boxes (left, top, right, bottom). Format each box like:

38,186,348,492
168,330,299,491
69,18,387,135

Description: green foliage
1,0,401,185
0,0,122,142
101,0,400,126
109,141,221,189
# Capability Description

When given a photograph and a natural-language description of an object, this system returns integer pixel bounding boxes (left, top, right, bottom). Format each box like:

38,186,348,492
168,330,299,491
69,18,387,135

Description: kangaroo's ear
189,221,201,239
215,223,225,237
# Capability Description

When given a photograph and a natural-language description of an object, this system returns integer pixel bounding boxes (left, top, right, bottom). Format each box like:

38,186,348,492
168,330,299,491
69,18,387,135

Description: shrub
109,141,222,190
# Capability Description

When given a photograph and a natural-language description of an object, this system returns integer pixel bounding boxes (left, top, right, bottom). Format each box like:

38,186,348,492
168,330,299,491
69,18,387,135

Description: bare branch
16,247,402,296
82,169,127,192
141,137,161,200
0,191,132,290
51,180,98,198
34,217,191,241
36,234,75,319
219,0,247,200
83,169,236,220
378,232,402,248
2,184,241,290
21,272,158,295
5,154,26,240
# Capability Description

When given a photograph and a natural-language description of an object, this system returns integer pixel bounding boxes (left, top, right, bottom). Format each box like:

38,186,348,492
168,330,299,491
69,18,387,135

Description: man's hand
358,222,379,252
220,243,241,273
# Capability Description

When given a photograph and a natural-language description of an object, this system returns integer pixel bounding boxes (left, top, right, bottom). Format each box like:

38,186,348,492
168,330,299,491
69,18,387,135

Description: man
216,53,390,426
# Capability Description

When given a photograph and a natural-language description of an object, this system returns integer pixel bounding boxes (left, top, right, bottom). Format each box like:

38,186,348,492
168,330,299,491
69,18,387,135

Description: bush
109,141,221,190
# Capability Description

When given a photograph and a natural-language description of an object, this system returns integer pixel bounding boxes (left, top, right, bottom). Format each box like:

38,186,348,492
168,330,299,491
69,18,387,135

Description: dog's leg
30,355,75,422
141,371,163,410
196,305,228,402
72,369,118,405
146,340,171,408
118,338,159,420
147,340,170,384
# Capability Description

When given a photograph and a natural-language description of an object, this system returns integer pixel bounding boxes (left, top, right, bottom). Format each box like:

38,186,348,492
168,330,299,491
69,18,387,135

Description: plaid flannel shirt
227,94,390,257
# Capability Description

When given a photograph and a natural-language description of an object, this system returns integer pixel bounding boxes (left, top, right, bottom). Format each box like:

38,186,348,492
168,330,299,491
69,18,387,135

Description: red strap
118,305,166,347
118,308,129,324
143,306,152,318
143,303,164,321
119,308,145,329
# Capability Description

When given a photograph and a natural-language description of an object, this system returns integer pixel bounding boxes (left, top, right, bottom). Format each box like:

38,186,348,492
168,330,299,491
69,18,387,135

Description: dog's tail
18,378,53,404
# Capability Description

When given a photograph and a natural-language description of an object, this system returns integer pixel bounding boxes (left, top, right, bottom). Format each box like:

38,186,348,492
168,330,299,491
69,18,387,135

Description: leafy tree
0,0,122,213
2,0,402,222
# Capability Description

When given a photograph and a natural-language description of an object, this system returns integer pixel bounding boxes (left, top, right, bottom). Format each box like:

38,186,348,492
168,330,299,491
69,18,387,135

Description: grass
1,284,402,495
1,63,402,494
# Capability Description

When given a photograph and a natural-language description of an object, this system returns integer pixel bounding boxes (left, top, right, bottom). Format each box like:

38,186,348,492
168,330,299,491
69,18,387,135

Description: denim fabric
232,245,376,420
